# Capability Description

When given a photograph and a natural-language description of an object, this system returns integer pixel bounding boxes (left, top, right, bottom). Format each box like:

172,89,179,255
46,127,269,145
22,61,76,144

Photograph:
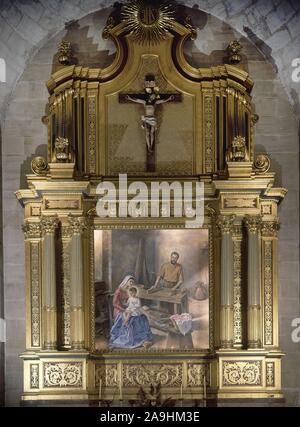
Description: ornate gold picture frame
90,220,214,354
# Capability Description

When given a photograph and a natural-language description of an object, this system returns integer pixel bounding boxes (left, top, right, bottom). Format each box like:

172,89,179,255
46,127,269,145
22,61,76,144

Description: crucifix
119,74,182,172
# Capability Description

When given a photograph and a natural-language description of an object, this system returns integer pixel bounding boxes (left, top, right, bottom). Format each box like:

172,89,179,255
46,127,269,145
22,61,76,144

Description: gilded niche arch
16,1,286,404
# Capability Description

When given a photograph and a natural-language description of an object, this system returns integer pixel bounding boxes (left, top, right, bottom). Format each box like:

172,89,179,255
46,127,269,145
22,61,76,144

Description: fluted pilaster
216,215,235,349
244,215,262,349
41,216,59,350
68,216,87,350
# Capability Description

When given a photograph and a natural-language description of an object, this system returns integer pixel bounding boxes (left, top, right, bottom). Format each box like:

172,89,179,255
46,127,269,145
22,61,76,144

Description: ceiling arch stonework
0,0,300,122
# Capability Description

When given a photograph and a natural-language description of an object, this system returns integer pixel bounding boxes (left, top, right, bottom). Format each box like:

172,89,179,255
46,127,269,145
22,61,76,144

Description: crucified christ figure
125,76,175,153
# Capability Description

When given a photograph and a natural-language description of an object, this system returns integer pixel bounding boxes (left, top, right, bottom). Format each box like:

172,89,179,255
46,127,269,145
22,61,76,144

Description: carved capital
244,215,262,233
40,216,59,235
216,215,235,234
22,222,41,239
261,220,280,237
68,216,88,235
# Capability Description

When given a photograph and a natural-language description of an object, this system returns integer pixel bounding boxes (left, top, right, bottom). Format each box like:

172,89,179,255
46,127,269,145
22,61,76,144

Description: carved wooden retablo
16,0,286,405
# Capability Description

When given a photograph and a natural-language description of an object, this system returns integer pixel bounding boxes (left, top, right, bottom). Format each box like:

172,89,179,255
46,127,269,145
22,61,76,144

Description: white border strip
0,318,6,343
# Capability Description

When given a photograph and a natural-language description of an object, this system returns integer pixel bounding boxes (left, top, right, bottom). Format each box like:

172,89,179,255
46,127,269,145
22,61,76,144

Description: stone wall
0,2,300,406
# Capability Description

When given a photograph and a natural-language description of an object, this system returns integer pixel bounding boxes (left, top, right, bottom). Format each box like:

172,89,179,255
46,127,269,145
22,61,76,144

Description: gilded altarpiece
16,1,286,404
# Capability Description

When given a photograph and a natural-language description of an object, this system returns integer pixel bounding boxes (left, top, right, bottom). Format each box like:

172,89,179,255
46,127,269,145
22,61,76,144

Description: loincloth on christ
141,115,157,130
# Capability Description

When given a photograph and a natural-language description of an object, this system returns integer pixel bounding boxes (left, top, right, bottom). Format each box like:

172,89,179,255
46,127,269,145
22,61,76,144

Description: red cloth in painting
112,288,128,318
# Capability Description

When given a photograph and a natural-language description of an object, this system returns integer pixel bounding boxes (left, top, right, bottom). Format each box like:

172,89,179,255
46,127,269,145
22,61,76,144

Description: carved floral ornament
40,216,59,235
58,40,72,66
244,215,262,233
43,362,83,388
30,364,39,389
216,215,236,234
22,222,41,239
223,361,262,386
227,40,243,64
261,220,280,237
52,137,74,163
68,216,88,235
123,364,182,387
227,136,249,162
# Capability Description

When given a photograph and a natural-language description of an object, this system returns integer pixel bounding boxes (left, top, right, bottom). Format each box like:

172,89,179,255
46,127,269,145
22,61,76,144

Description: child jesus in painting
123,287,141,326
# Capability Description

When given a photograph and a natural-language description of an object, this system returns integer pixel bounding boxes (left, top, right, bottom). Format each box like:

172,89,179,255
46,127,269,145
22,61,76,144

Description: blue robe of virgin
109,312,153,349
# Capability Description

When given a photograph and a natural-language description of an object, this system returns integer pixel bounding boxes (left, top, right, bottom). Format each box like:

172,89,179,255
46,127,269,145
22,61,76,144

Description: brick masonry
0,1,299,406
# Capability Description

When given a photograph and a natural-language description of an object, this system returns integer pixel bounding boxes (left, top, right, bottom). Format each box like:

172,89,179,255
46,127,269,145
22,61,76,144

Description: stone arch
0,0,300,121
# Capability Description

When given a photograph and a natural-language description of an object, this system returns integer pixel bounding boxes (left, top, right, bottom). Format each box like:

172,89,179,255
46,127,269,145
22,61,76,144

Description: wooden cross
119,76,182,172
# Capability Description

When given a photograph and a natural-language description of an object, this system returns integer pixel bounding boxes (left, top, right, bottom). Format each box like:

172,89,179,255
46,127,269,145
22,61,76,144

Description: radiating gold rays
122,0,176,45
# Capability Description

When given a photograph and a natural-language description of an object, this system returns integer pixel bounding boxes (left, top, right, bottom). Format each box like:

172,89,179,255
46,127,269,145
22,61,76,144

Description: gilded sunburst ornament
122,0,176,45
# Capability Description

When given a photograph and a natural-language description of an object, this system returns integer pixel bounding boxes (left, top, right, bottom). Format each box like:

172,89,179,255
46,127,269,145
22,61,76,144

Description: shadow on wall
51,8,116,75
183,6,250,71
243,26,278,73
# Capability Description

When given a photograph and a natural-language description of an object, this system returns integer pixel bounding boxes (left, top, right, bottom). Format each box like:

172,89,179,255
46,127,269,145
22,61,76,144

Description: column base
248,340,262,349
71,341,85,350
44,343,57,350
220,340,234,349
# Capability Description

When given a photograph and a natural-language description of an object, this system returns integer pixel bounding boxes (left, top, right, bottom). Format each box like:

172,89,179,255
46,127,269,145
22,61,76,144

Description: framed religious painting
93,227,212,353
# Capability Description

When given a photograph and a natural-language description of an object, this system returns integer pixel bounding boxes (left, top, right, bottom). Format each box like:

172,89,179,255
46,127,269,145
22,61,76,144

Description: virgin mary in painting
109,275,153,349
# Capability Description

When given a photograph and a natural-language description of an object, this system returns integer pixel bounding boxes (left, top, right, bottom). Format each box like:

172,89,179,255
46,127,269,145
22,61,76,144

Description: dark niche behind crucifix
119,75,182,172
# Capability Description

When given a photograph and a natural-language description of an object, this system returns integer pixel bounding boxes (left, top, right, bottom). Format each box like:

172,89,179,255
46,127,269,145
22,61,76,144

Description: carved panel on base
43,362,83,388
123,364,182,387
222,361,262,386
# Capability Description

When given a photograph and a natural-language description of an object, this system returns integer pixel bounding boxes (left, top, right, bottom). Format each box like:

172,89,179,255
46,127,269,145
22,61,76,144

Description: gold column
216,215,235,349
41,216,59,350
68,216,87,350
244,215,262,349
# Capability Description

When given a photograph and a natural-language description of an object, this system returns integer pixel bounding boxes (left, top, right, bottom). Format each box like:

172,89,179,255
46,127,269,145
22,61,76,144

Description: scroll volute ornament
31,156,49,175
254,154,271,174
